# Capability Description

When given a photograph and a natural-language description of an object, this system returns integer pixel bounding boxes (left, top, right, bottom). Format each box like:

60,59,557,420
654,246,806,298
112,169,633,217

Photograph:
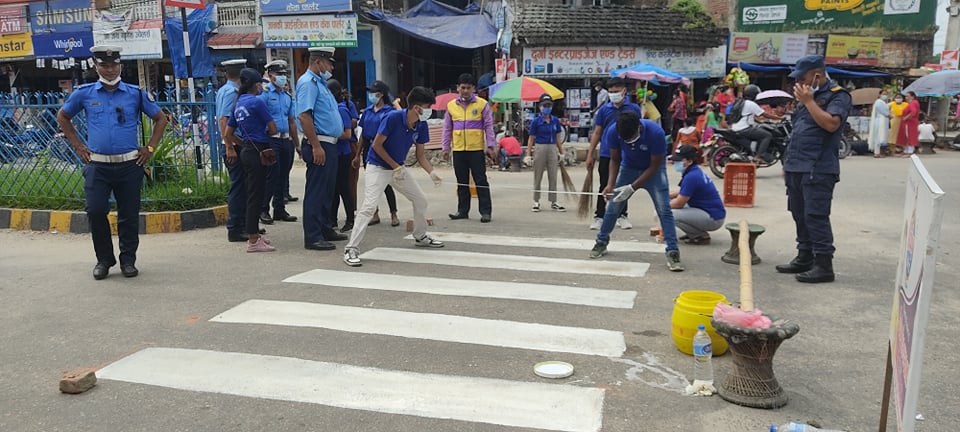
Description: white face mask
418,107,432,122
320,71,332,80
99,75,121,86
608,91,624,104
275,75,288,87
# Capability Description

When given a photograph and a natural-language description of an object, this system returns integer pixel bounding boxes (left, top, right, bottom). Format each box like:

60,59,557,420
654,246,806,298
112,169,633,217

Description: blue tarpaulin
825,66,891,78
731,63,890,78
165,5,215,78
729,63,791,72
367,0,496,49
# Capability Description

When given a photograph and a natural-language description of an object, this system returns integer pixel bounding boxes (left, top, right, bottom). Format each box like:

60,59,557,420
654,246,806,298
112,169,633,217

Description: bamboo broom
577,168,593,219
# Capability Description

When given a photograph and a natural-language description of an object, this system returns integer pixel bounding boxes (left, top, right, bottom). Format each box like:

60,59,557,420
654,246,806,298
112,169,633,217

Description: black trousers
594,156,628,219
452,150,492,216
83,160,143,265
361,139,397,213
785,171,838,256
331,153,356,225
240,144,267,236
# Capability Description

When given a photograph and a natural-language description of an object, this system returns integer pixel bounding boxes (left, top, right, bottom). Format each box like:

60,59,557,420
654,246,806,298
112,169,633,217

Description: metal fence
0,85,229,211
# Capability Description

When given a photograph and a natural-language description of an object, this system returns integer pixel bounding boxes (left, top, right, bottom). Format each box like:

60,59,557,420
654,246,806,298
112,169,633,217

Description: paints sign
825,35,882,66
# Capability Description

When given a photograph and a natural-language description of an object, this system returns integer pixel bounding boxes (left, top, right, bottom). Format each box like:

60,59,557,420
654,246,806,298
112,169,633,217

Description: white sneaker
415,234,445,248
343,248,362,266
551,202,566,212
617,216,633,230
589,217,602,230
531,202,541,212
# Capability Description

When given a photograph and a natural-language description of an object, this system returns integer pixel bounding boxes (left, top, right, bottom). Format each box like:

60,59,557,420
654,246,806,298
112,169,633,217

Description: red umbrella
432,92,460,110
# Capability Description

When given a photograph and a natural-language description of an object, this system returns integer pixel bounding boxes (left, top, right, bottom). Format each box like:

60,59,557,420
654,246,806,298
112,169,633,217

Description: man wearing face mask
776,55,851,284
259,60,299,223
668,145,725,245
297,46,348,251
585,78,641,230
57,46,168,280
442,73,496,223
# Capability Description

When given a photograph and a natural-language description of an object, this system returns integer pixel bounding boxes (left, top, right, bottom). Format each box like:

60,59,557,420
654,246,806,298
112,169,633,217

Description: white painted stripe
360,248,649,278
211,300,626,357
283,270,636,309
403,232,663,253
98,347,604,432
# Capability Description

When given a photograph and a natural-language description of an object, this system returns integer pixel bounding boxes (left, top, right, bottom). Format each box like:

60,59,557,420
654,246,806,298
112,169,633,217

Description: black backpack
725,97,746,124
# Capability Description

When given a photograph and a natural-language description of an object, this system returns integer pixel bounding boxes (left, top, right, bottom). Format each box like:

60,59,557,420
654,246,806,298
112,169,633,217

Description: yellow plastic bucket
671,290,729,356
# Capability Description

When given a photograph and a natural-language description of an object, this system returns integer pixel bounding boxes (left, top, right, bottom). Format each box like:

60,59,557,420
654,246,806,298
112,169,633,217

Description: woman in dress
897,91,920,157
888,93,908,154
867,90,890,158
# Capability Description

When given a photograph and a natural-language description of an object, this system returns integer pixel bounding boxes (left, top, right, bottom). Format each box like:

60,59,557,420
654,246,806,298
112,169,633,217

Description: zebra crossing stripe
97,347,604,432
359,248,649,277
283,269,636,309
210,299,626,357
403,232,663,253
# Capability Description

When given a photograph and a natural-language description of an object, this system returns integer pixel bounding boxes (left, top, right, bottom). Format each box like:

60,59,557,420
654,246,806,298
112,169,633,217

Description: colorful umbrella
489,77,564,103
432,92,460,110
609,63,691,86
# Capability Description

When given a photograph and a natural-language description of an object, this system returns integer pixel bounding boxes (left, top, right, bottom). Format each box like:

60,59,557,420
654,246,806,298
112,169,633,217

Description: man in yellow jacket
442,73,497,223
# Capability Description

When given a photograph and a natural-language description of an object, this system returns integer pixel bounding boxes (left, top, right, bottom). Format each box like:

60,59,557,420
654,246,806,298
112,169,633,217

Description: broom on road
577,168,593,220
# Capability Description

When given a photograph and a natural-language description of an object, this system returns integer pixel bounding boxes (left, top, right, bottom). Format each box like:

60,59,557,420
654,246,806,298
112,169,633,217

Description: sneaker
666,250,684,272
531,202,541,212
343,248,362,266
589,242,608,259
589,217,602,230
415,234,445,248
246,237,276,253
617,215,633,230
551,202,566,212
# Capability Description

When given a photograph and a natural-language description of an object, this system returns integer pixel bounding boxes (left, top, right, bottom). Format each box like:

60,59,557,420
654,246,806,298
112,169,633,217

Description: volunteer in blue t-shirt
525,93,566,212
590,111,684,272
326,78,357,233
225,68,278,253
343,87,445,267
357,80,400,226
668,144,726,244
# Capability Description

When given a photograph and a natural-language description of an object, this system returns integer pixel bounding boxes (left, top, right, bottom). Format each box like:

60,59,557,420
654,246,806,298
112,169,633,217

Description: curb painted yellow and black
0,206,228,234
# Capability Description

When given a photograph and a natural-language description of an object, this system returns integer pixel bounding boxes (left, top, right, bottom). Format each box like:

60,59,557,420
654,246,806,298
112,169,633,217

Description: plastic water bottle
692,324,713,384
770,422,845,432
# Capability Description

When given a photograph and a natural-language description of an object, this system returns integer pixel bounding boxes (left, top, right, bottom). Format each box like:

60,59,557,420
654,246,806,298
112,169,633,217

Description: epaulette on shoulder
78,83,95,89
830,85,844,92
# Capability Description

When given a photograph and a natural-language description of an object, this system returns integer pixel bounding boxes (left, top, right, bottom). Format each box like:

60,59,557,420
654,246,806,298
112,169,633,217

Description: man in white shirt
732,84,781,163
593,80,609,115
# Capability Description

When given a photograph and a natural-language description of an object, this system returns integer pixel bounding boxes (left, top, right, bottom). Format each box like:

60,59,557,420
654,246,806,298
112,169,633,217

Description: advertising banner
522,46,726,79
93,8,132,34
29,0,93,34
825,35,882,66
737,0,936,32
889,157,944,432
259,0,351,16
32,31,93,58
0,31,32,59
728,32,808,64
262,14,357,48
0,6,25,35
941,50,959,70
495,58,517,83
93,28,162,59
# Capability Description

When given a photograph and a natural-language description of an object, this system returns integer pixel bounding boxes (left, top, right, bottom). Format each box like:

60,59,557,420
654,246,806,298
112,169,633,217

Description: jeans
262,137,293,214
347,165,430,251
221,143,246,236
673,207,724,239
596,163,678,252
453,150,492,216
240,143,267,236
595,156,628,219
83,161,143,265
785,171,837,256
302,140,340,243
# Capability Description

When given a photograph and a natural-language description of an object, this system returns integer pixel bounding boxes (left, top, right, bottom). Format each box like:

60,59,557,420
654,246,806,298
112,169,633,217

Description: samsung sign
32,31,93,58
29,0,93,34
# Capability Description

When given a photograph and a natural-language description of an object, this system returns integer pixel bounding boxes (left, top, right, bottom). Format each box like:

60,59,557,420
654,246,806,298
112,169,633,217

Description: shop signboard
522,46,726,79
0,6,25,35
495,58,517,82
728,32,808,64
92,8,132,34
262,14,357,48
29,0,93,34
825,35,882,66
0,31,33,59
737,0,936,32
32,31,93,58
941,50,959,70
259,0,351,16
92,28,162,59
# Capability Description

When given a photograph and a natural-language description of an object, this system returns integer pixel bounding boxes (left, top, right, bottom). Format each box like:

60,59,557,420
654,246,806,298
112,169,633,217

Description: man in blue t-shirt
590,111,684,272
668,145,726,244
343,87,445,267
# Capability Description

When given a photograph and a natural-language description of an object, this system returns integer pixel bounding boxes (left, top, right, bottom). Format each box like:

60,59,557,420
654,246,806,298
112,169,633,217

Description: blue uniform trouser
221,143,246,236
262,137,293,214
596,163,678,252
301,139,339,244
785,171,837,256
83,160,143,266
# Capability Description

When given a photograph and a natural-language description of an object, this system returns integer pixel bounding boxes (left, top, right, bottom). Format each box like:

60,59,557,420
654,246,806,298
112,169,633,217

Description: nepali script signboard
522,46,726,79
737,0,936,32
888,156,944,432
262,14,357,48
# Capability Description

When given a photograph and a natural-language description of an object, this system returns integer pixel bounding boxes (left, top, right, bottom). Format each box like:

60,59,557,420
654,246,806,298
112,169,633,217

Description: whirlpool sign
32,32,93,58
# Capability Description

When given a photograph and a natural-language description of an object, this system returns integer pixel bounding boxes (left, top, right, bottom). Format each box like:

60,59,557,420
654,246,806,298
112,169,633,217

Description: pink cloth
712,303,772,329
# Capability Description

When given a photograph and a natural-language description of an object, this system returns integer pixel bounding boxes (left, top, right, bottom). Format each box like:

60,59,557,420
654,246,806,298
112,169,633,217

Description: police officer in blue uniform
776,55,851,283
259,59,299,223
57,46,168,280
216,59,252,242
297,46,348,251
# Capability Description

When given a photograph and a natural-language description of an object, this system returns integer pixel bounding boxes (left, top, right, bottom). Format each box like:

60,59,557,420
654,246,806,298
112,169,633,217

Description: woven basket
711,316,800,409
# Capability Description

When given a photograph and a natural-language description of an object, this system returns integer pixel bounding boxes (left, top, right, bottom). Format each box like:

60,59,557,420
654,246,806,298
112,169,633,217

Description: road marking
98,347,604,432
403,232,663,253
210,300,626,357
283,269,636,309
360,248,649,277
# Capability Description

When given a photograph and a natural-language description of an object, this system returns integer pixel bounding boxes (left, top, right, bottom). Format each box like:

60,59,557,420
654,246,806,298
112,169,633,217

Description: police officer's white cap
308,47,336,62
265,59,288,72
90,45,122,64
221,59,247,68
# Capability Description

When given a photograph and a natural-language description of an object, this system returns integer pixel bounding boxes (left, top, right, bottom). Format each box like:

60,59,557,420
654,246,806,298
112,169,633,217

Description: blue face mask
674,162,685,173
321,71,332,80
541,107,552,115
368,92,380,105
275,75,288,87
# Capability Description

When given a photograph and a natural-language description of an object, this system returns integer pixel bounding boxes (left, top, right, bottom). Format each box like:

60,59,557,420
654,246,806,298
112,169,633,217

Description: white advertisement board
262,14,358,48
93,28,162,60
522,46,726,79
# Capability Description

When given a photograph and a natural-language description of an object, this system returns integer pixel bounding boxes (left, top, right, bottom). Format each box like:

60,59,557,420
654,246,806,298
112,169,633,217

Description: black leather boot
775,250,814,273
796,254,835,283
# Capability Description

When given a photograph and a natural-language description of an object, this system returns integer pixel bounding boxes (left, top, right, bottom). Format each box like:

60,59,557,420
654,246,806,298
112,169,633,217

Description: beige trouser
346,165,429,251
532,144,558,203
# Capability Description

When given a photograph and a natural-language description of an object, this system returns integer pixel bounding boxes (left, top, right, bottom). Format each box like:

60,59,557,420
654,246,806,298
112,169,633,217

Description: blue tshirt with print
604,119,667,171
366,109,429,168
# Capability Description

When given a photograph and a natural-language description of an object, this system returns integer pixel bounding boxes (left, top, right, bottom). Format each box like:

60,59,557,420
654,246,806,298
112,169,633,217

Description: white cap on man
90,45,122,64
308,47,336,62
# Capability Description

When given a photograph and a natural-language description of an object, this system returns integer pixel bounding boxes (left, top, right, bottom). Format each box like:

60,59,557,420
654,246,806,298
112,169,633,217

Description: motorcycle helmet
743,84,761,100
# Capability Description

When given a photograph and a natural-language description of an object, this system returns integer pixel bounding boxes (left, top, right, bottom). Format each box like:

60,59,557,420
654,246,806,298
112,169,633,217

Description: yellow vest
447,97,489,151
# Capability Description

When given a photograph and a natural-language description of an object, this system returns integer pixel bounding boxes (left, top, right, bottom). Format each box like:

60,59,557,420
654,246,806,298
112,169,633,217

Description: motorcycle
703,121,792,179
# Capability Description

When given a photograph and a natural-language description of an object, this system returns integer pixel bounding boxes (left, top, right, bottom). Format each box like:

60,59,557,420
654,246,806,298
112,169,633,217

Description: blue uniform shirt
783,81,851,175
61,81,161,155
679,165,726,220
605,119,667,171
346,99,359,121
529,114,562,144
359,104,394,141
595,99,642,158
336,102,353,156
216,80,241,139
295,69,342,138
259,82,294,134
367,109,429,168
227,94,272,143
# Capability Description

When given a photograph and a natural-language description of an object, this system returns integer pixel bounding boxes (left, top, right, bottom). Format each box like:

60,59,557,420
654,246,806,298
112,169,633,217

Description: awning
366,0,496,49
825,66,891,78
207,33,262,50
729,63,791,73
